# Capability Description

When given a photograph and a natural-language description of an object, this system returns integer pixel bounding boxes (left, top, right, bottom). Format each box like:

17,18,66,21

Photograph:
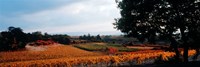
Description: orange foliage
0,45,103,63
0,45,196,67
0,51,177,66
120,50,163,55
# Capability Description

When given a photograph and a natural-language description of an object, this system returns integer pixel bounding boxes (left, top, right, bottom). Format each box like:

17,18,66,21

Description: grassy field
73,43,138,52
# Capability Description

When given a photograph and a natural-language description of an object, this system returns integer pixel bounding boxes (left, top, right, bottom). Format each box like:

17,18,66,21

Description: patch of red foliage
107,47,118,55
29,39,56,46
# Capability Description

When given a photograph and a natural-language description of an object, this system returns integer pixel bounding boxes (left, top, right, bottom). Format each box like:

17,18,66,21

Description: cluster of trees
0,26,71,51
79,34,102,42
102,35,138,44
115,0,200,62
0,27,27,51
27,31,70,45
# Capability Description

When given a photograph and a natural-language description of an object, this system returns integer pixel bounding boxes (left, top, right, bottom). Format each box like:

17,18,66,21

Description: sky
0,0,122,36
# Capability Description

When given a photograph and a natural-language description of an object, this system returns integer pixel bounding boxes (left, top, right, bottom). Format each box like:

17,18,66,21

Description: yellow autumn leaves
0,44,197,67
1,50,196,67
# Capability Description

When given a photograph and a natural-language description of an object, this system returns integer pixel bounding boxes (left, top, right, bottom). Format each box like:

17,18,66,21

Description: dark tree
96,34,102,41
32,31,43,41
0,26,27,51
114,0,200,62
51,34,71,45
79,34,102,42
9,27,27,48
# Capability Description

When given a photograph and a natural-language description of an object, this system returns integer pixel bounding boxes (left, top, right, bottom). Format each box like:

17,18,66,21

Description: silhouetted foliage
26,31,43,42
115,0,200,62
26,31,71,45
27,32,71,45
79,34,102,42
96,34,102,41
51,34,71,45
0,26,27,51
0,27,71,51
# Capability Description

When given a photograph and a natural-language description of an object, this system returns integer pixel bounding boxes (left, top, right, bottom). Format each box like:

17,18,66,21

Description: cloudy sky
0,0,122,35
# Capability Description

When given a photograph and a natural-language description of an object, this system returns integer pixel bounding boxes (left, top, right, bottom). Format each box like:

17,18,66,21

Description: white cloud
25,20,118,33
3,0,121,35
21,0,120,23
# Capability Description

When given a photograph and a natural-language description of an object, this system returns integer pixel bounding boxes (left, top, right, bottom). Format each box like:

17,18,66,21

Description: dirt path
25,45,47,51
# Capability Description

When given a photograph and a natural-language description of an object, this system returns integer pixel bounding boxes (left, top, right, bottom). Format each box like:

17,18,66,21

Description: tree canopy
114,0,200,62
0,27,27,51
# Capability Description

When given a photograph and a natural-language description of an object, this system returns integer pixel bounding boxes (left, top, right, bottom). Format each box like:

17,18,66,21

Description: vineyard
0,44,196,67
0,44,103,63
0,0,199,66
74,43,138,52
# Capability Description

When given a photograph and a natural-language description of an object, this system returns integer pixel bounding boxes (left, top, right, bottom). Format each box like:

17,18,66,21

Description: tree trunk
180,27,188,62
183,46,189,62
174,46,180,61
169,36,180,61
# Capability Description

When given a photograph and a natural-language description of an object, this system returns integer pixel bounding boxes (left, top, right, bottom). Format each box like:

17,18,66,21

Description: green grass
74,43,138,52
107,43,123,47
107,43,138,52
74,44,107,51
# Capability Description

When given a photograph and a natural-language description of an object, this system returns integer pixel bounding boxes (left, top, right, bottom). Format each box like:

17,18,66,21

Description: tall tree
114,0,200,62
8,26,27,48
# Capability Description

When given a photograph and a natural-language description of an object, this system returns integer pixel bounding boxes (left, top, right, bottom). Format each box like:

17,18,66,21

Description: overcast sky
0,0,122,35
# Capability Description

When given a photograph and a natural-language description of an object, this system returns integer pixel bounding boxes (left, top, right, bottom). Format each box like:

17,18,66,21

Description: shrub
107,47,118,55
30,40,56,46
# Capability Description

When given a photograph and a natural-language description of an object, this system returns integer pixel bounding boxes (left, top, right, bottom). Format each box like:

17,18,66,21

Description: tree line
0,26,70,51
79,34,102,42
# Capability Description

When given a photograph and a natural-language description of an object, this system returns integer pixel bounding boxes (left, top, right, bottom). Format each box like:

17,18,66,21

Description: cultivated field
74,43,138,52
0,43,197,67
0,44,104,63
